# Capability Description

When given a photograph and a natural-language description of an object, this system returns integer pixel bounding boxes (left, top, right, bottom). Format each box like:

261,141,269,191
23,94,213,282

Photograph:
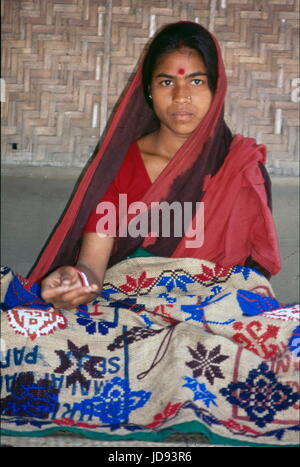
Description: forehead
154,47,206,73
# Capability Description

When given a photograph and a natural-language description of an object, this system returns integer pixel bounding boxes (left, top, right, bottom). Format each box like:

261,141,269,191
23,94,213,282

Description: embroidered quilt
0,257,299,446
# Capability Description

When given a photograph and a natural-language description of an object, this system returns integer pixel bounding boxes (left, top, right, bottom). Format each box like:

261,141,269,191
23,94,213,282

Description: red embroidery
53,418,99,428
152,304,178,324
195,264,232,283
87,304,104,316
221,418,261,436
119,271,156,293
232,321,280,358
146,401,182,428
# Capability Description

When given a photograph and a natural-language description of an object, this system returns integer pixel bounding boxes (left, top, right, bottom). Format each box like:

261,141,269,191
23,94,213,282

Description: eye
191,78,205,86
160,79,174,86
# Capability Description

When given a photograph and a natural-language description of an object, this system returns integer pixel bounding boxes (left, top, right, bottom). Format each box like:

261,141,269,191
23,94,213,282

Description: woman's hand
41,233,115,310
41,266,99,310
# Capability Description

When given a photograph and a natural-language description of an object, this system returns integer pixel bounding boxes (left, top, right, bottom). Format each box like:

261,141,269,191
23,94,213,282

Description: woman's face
150,47,213,139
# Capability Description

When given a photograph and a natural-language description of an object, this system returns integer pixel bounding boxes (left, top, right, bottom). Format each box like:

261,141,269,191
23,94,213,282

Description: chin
173,125,199,136
171,119,203,134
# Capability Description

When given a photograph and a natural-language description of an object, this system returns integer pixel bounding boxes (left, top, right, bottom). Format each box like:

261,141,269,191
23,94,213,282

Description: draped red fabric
28,68,158,283
171,135,281,274
28,22,280,284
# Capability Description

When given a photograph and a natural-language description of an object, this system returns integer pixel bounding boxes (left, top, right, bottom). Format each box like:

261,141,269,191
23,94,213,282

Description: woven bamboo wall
1,0,299,174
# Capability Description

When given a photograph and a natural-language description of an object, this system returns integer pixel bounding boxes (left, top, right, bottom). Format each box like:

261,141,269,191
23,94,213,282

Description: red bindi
178,68,185,75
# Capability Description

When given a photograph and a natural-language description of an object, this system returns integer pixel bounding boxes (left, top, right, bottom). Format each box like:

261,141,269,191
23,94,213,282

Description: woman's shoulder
230,134,267,163
231,134,266,150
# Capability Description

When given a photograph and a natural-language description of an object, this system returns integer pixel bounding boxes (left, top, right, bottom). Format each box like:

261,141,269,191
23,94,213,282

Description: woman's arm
76,233,115,289
41,233,115,310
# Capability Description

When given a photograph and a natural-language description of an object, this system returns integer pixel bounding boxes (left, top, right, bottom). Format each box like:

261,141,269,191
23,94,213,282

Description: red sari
28,23,281,283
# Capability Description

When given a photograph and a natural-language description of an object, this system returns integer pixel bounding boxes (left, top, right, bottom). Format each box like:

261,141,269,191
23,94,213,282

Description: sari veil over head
28,22,280,284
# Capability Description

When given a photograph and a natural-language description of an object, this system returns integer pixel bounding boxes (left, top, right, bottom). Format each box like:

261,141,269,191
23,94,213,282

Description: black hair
142,22,219,107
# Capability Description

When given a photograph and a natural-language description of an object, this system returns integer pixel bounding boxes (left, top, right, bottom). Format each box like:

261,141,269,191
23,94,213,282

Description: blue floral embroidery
288,325,300,357
182,377,218,408
76,308,119,336
220,362,300,428
74,377,151,424
157,274,195,292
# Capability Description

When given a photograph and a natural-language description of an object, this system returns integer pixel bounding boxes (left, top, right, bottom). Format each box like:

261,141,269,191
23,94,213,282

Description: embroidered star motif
54,340,105,389
119,271,156,293
185,343,229,385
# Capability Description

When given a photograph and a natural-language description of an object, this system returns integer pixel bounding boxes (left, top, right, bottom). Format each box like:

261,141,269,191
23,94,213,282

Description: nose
173,84,191,104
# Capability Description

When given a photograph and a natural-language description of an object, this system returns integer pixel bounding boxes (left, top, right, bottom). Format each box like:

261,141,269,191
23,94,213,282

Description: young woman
39,22,280,310
3,23,296,447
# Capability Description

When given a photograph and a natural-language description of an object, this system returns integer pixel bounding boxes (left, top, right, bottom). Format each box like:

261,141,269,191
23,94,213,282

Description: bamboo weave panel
1,0,299,174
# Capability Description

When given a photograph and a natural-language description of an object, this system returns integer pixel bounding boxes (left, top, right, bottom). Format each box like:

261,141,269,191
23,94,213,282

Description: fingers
40,266,100,310
41,266,82,301
60,266,81,287
44,284,99,310
42,266,80,288
57,291,98,310
42,284,76,302
58,284,98,304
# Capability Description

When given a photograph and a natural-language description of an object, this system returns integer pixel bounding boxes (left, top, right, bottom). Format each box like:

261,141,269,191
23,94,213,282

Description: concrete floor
1,166,299,304
0,167,299,447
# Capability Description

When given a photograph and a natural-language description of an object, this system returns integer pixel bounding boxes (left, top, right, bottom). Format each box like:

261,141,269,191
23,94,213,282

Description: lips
171,109,194,121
